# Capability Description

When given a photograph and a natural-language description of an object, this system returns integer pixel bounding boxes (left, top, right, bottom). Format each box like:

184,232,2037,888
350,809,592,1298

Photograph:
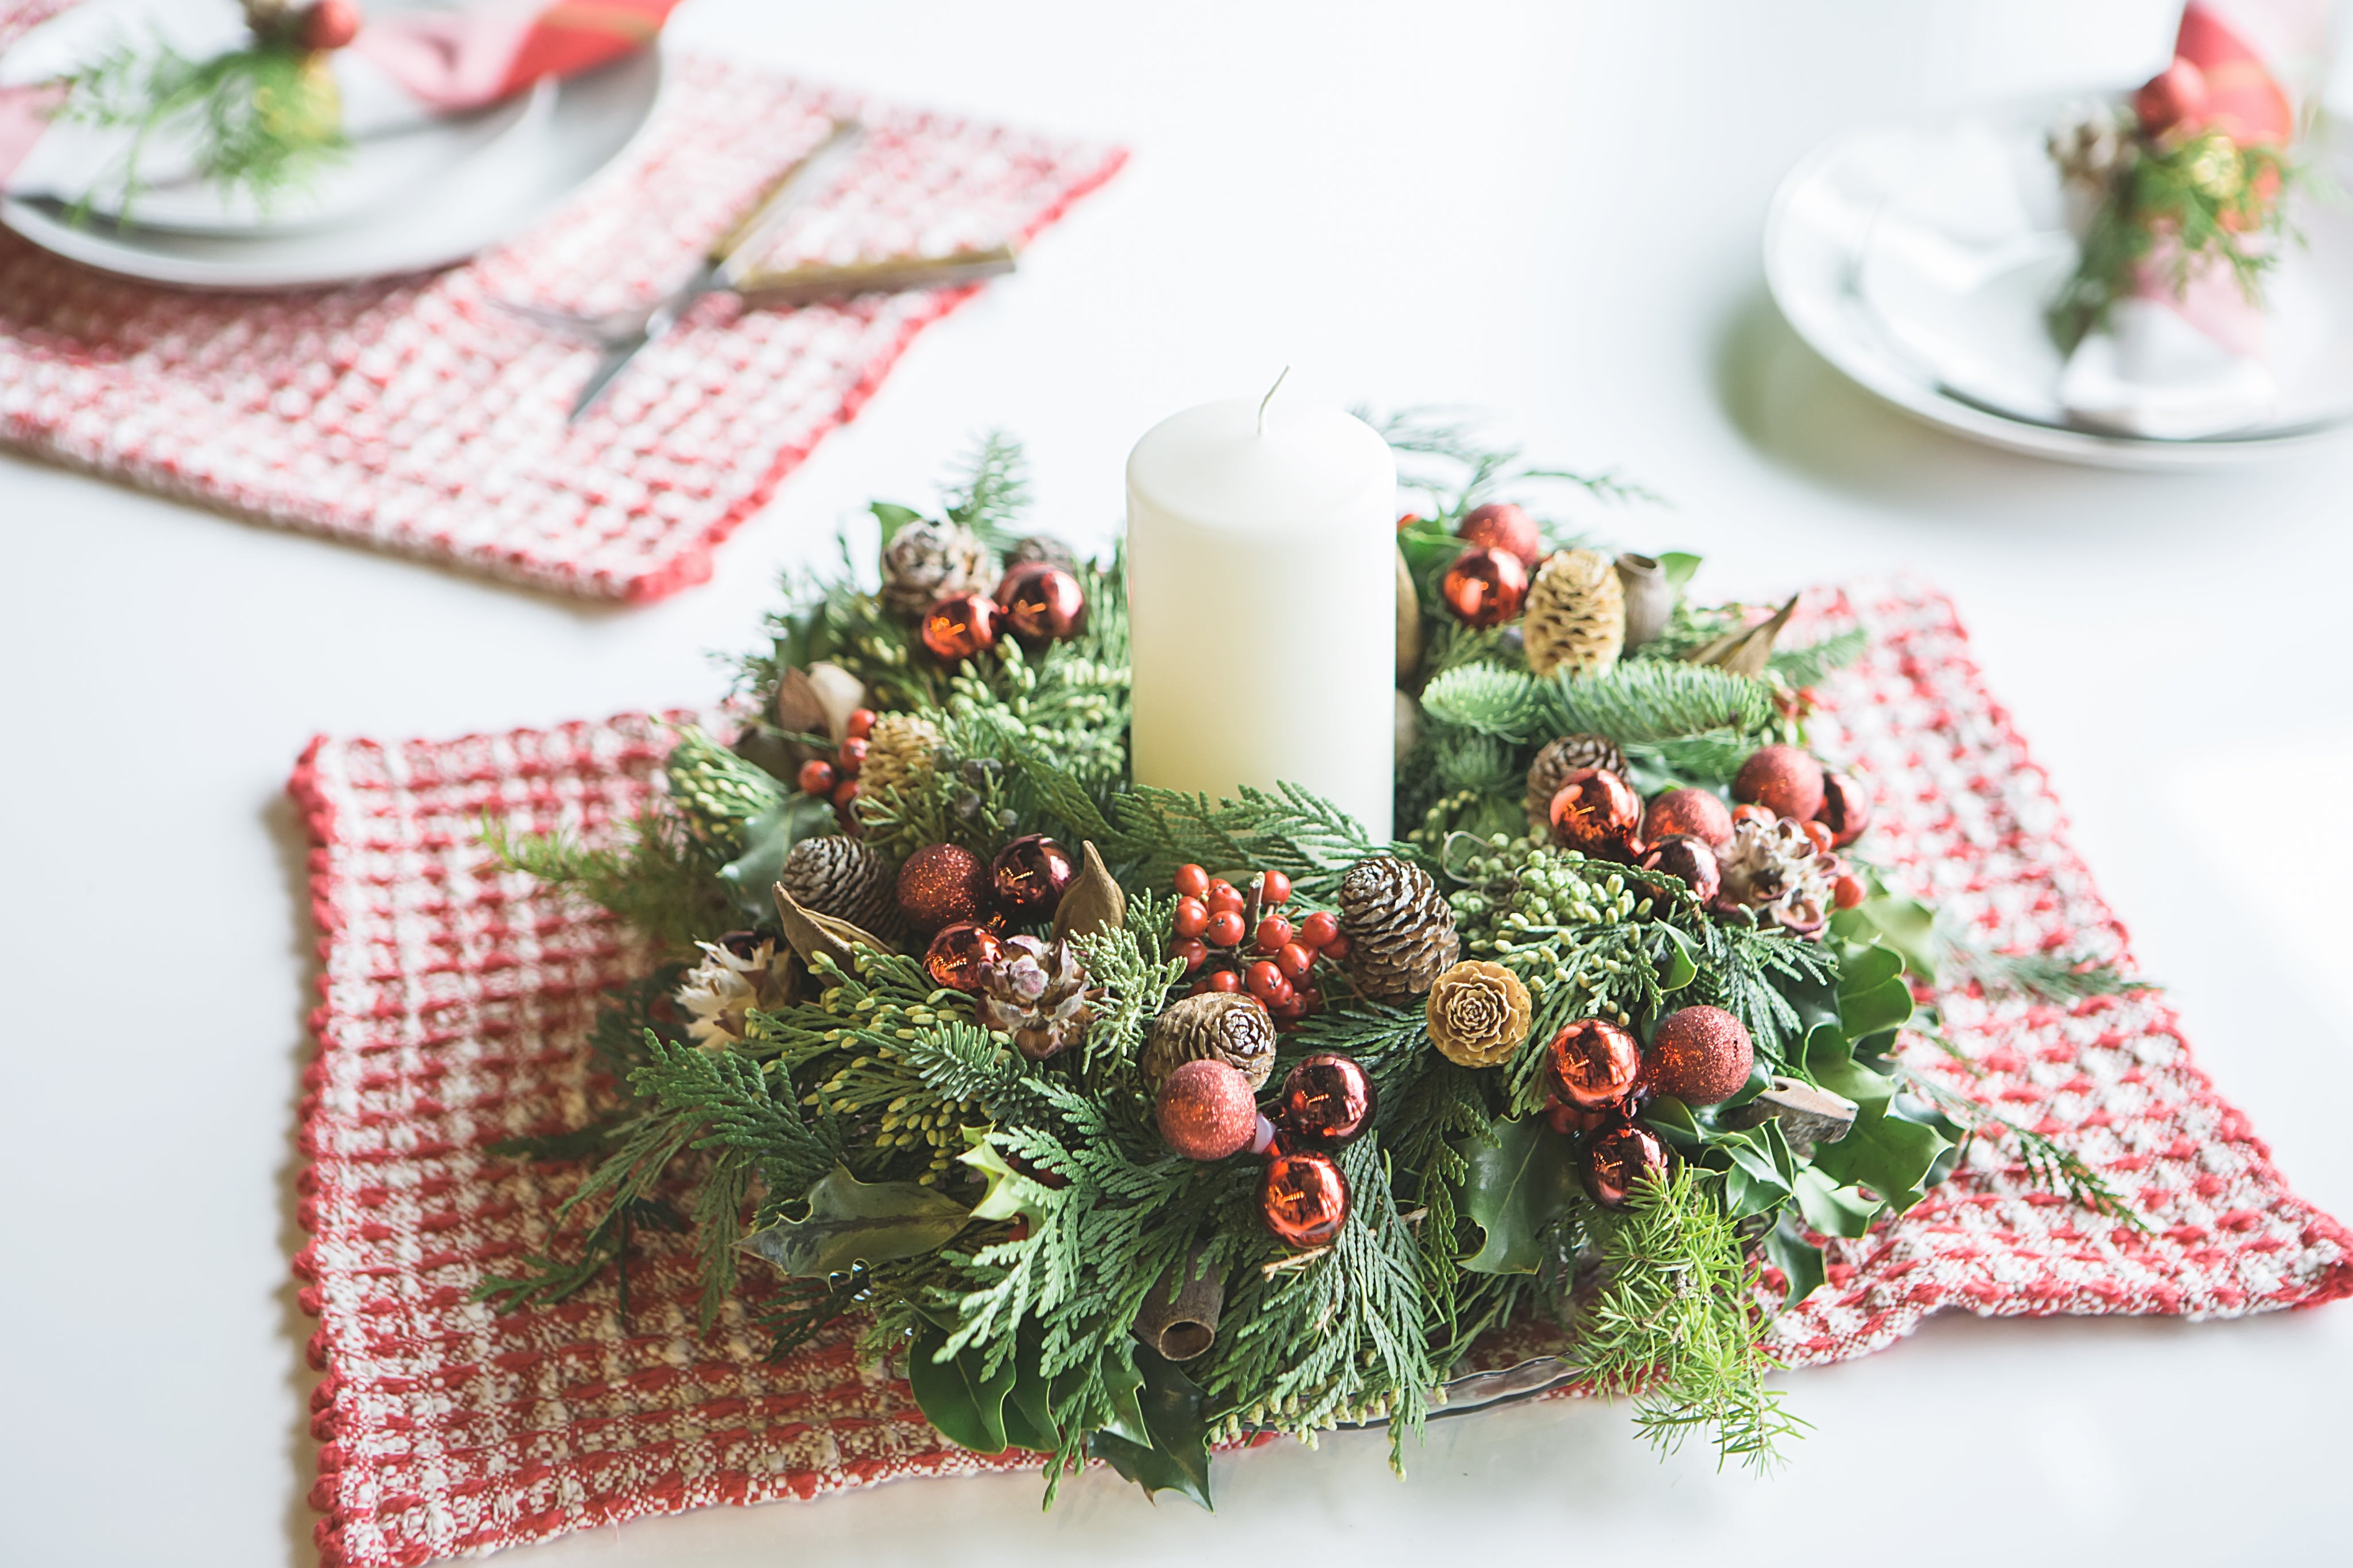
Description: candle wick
1256,366,1291,435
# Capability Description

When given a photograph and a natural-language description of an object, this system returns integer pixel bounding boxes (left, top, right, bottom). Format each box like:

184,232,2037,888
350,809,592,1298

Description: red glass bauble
304,1,365,52
921,593,999,662
923,921,1004,992
990,834,1076,917
1733,745,1826,824
1815,771,1873,847
1547,1018,1643,1110
897,843,990,934
1440,546,1529,628
1548,767,1644,861
1455,502,1542,569
1638,834,1722,907
993,562,1088,643
1261,1149,1351,1248
1584,1121,1671,1208
1156,1059,1260,1161
1645,1005,1755,1106
1643,787,1733,849
1275,1053,1377,1147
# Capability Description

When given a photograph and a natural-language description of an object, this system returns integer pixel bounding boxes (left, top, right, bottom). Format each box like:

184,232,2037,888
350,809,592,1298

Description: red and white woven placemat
288,582,2352,1567
0,34,1123,602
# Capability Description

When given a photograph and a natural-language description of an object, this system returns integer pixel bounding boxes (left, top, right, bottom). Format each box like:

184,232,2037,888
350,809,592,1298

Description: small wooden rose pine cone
1522,547,1626,679
1424,960,1532,1068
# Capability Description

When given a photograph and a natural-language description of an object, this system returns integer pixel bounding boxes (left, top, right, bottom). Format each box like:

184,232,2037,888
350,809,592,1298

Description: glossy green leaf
1640,1094,1701,1148
716,792,837,918
999,1326,1060,1454
1657,551,1703,589
1808,1108,1950,1216
1832,896,1939,983
1458,1115,1582,1274
1801,1023,1893,1112
1717,1129,1794,1220
906,1321,1016,1453
1653,924,1699,992
739,1164,972,1278
1764,1216,1827,1308
960,1132,1051,1224
1090,1347,1214,1509
1793,1166,1880,1238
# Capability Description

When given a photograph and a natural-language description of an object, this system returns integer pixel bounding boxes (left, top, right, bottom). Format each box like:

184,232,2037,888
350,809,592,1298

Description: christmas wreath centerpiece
484,422,2138,1506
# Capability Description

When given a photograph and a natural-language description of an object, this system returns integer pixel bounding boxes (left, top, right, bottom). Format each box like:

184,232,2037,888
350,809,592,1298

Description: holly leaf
716,793,837,919
1835,940,1916,1043
999,1324,1061,1453
1792,1166,1880,1238
1090,1346,1214,1509
1831,895,1939,984
1457,1115,1581,1274
739,1164,972,1278
906,1320,1016,1453
1653,924,1699,992
961,1131,1053,1224
1764,1214,1827,1308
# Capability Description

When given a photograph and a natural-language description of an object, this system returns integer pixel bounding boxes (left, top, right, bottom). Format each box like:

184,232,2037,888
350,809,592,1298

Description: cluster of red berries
794,706,879,831
1166,864,1350,1024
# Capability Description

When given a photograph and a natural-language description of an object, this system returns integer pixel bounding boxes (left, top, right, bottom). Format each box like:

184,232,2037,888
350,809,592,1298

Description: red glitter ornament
1546,1018,1643,1110
921,593,999,662
1733,745,1826,823
1275,1053,1377,1146
1156,1059,1260,1161
1455,502,1542,569
1638,834,1721,907
1584,1121,1670,1208
1548,767,1644,861
1643,787,1733,849
990,834,1076,917
1645,1005,1754,1106
1816,771,1873,847
896,843,990,934
1440,546,1529,628
1261,1149,1351,1248
923,921,1004,992
994,562,1088,643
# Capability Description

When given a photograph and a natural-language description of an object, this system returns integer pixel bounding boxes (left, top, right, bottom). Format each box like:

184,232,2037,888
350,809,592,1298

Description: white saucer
1,33,661,289
1765,96,2353,469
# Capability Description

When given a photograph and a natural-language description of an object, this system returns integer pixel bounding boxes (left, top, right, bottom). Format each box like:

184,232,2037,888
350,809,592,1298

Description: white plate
2,0,554,236
1764,97,2353,469
0,40,662,289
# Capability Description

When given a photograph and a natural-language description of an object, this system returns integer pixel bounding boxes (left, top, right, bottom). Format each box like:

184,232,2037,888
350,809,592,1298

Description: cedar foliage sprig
1575,1165,1805,1471
2052,115,2298,352
48,31,347,222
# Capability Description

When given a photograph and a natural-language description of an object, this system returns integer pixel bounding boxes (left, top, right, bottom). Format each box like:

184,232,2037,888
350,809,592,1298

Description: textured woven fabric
0,32,1123,601
289,583,2352,1567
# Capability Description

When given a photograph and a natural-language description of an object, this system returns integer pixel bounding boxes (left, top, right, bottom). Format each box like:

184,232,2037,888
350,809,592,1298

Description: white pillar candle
1126,392,1397,843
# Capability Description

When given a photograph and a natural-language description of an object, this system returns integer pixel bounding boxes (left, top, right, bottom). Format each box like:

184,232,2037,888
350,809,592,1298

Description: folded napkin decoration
2046,0,2335,438
1,0,681,220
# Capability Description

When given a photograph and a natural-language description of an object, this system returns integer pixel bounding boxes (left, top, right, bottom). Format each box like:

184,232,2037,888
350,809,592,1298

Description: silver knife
569,120,865,423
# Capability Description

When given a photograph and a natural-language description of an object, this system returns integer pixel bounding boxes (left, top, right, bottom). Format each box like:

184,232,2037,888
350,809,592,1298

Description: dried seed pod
1395,547,1424,682
1052,841,1127,943
1133,1246,1227,1362
1615,553,1675,653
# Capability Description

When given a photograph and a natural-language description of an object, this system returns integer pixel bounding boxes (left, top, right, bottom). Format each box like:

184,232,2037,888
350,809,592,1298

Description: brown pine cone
1338,857,1461,1002
1523,548,1626,680
1524,733,1629,835
779,836,907,945
1008,534,1080,573
880,519,994,618
1140,993,1277,1091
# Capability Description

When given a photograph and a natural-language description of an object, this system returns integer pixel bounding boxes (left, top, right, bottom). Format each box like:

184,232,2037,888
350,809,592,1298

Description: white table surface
5,1,2352,1563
